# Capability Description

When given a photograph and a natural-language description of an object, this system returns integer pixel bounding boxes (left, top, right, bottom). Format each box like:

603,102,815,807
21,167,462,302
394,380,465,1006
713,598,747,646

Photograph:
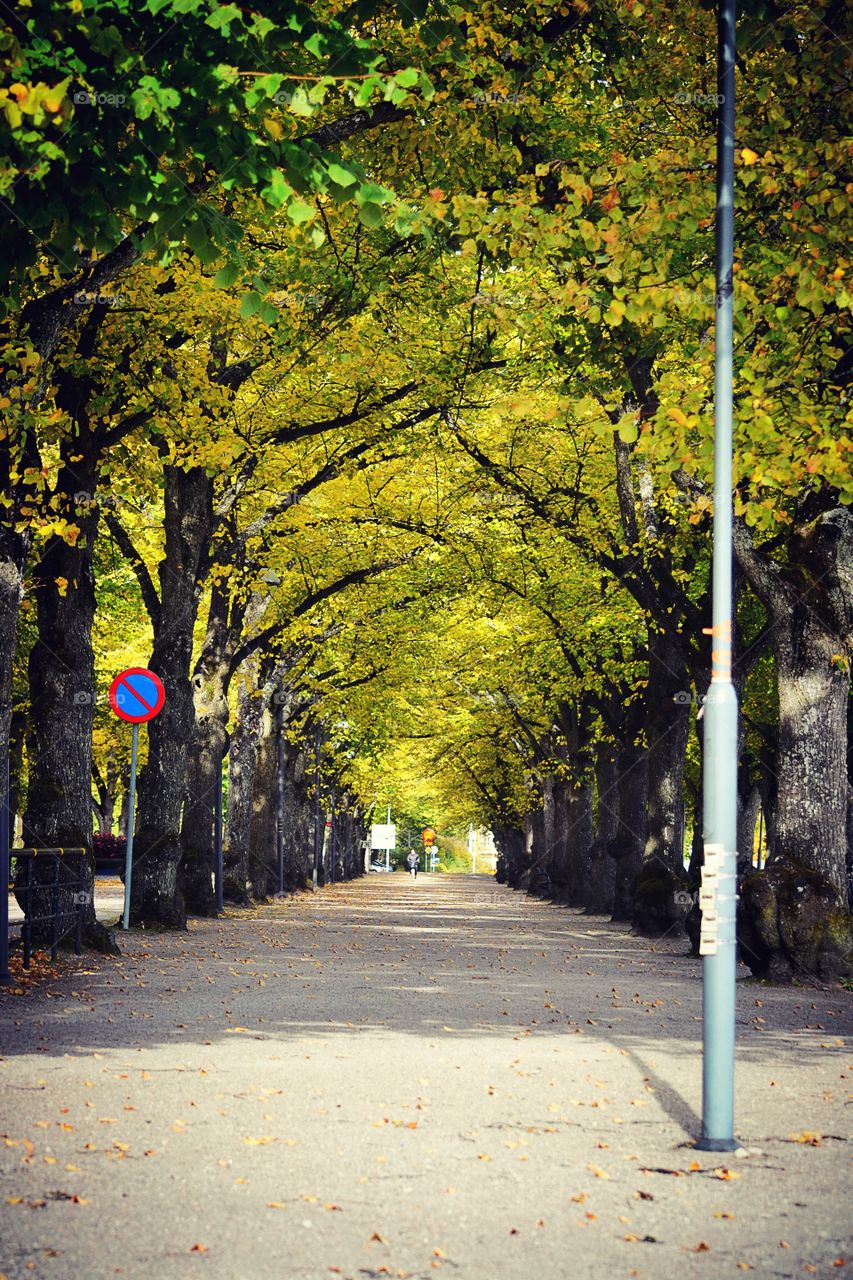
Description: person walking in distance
406,849,419,880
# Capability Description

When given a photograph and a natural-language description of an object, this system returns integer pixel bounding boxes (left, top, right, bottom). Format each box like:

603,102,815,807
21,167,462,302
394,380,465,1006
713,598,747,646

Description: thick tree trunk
737,782,761,876
9,706,26,837
0,527,29,840
642,629,690,874
734,509,853,978
772,613,848,894
131,466,212,929
179,585,262,914
585,743,618,915
179,658,229,916
530,774,555,898
566,780,594,907
546,775,572,902
248,703,278,900
610,740,648,922
282,739,313,890
494,822,527,887
19,497,115,952
222,663,264,905
527,797,549,897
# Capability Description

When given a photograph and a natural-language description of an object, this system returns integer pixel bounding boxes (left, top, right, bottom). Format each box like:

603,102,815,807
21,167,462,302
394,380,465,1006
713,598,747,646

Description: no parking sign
109,667,165,929
109,668,165,723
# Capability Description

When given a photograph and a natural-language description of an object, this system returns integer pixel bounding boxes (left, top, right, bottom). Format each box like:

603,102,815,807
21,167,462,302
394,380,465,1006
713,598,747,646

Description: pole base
694,1136,738,1152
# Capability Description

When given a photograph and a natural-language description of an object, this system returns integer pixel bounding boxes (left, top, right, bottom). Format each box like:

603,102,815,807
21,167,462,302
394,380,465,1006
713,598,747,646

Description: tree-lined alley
1,0,851,979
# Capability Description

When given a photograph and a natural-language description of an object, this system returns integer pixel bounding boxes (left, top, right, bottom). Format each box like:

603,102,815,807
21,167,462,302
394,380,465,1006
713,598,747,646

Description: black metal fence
2,848,87,977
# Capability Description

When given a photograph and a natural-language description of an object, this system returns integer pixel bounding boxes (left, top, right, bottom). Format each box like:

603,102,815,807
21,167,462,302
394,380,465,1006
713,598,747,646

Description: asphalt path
1,874,850,1280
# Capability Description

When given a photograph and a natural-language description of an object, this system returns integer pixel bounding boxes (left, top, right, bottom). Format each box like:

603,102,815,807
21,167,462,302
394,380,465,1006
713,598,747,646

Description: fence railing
2,848,87,977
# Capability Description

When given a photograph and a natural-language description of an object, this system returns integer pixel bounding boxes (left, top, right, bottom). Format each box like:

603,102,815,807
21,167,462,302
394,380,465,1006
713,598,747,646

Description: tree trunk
585,743,618,915
493,822,527,885
771,611,848,893
130,466,212,929
9,706,26,838
179,585,262,914
737,782,761,876
527,794,549,897
117,775,131,840
0,527,30,825
642,629,690,874
179,657,229,916
249,701,278,900
282,739,313,890
734,509,853,978
546,774,572,902
611,740,648,921
566,780,594,907
19,493,115,952
530,774,554,898
92,750,120,836
222,665,263,905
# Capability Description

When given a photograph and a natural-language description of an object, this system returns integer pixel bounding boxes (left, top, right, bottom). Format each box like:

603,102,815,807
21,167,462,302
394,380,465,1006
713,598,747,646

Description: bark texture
19,486,115,952
733,509,853,977
130,466,213,928
585,744,618,915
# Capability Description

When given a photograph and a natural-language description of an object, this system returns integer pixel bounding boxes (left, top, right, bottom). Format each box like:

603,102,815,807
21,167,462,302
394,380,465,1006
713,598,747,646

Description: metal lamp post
697,0,739,1152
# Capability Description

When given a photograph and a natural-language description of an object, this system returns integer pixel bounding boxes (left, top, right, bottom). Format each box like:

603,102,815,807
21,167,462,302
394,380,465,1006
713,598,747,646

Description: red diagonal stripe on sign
117,674,156,714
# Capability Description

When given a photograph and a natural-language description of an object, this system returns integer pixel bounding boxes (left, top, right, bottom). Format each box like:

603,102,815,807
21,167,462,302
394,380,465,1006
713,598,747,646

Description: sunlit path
1,876,850,1280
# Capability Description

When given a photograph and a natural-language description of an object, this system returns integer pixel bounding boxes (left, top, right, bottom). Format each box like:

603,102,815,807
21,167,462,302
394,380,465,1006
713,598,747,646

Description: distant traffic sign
109,667,165,724
370,823,396,851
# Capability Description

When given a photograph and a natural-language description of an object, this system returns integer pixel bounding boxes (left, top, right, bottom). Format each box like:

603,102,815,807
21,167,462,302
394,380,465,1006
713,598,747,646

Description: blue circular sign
109,667,166,723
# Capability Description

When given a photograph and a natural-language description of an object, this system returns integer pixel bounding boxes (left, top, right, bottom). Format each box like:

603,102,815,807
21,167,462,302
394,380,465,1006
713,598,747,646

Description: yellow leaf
740,147,759,165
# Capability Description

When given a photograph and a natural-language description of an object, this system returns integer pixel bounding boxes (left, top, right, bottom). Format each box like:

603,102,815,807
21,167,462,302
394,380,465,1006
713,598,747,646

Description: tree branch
103,510,162,626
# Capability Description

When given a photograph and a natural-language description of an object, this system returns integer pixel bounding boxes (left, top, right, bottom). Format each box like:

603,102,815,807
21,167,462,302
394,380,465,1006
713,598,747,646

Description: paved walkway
1,875,850,1279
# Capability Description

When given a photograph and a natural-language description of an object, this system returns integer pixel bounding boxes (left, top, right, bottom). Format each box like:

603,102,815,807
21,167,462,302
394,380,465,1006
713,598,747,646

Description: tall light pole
313,723,321,892
697,0,739,1152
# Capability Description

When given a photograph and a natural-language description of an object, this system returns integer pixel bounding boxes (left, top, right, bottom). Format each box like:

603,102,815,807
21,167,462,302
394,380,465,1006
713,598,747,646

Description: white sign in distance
370,823,397,851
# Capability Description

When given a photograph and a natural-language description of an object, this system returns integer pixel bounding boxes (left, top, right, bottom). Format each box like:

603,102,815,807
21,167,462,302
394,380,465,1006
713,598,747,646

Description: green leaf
394,67,420,88
286,86,314,118
304,31,328,59
358,181,394,205
358,202,383,228
205,4,242,33
261,169,292,209
214,263,241,288
254,73,285,98
618,421,639,444
186,220,218,264
239,291,263,318
327,162,357,188
287,199,315,225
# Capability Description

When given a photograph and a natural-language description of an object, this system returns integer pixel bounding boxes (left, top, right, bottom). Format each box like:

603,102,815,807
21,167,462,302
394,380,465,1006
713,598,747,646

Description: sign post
370,818,396,870
422,827,436,873
109,668,165,931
